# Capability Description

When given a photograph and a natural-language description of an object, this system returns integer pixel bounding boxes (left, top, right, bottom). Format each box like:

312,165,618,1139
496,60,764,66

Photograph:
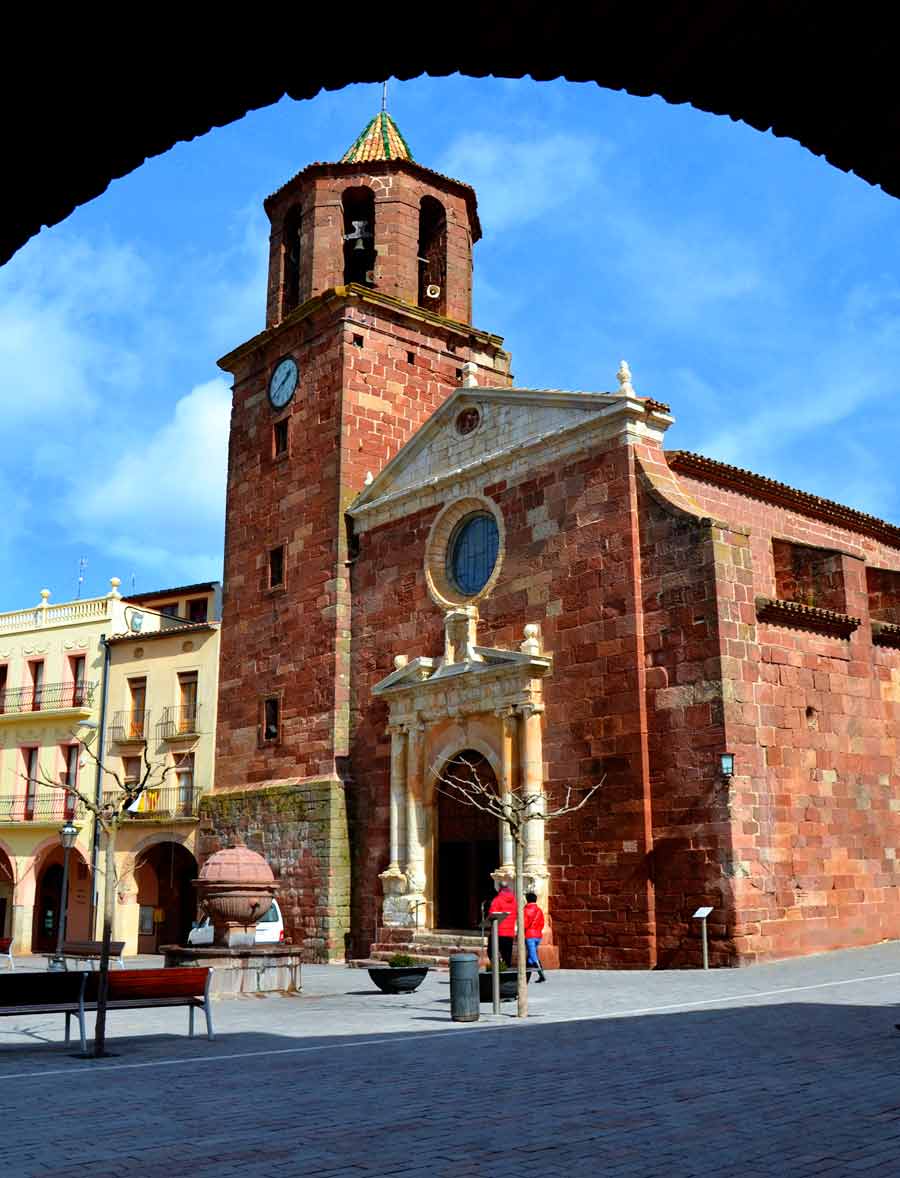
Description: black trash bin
449,952,479,1022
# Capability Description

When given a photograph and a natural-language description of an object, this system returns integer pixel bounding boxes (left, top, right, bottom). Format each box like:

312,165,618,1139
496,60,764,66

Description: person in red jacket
487,881,516,967
523,891,547,982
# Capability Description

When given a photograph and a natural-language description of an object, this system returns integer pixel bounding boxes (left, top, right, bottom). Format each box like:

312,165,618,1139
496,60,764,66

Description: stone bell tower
209,110,512,960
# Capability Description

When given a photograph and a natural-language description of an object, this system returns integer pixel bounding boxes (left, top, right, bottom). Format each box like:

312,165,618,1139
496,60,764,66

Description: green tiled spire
341,112,414,163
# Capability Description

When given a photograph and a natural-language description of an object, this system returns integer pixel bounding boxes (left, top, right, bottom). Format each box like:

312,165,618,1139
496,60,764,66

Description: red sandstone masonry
349,439,660,967
673,467,900,963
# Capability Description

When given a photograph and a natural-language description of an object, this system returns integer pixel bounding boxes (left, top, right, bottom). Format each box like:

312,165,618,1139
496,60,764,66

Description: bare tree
29,731,173,1056
432,754,604,1018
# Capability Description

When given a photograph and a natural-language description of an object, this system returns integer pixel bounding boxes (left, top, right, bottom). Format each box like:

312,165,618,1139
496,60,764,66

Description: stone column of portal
497,707,516,876
404,721,428,928
379,725,411,927
519,703,549,906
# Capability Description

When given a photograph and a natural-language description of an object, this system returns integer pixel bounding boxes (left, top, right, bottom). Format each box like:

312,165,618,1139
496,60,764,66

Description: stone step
411,932,485,949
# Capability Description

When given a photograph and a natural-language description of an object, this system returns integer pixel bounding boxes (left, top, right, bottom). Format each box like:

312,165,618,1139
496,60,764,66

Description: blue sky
3,75,900,612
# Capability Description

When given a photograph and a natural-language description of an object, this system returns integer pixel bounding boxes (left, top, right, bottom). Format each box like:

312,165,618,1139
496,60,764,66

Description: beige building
103,582,221,955
0,580,127,955
0,579,220,959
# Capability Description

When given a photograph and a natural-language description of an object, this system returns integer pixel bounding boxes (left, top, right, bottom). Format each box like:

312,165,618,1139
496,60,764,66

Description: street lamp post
47,820,79,972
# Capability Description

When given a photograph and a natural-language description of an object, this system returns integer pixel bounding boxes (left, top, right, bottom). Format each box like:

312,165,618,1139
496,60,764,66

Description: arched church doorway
437,751,499,931
31,847,91,952
135,842,198,952
0,848,13,939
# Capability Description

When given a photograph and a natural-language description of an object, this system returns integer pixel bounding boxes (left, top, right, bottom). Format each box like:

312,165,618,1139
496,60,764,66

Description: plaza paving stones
1,943,900,1175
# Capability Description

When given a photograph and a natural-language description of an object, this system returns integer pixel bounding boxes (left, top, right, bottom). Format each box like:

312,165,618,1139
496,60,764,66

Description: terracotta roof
667,451,900,549
106,621,218,645
341,111,413,163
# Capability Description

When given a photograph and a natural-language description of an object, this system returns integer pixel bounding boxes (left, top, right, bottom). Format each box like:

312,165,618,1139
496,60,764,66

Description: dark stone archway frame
5,3,900,265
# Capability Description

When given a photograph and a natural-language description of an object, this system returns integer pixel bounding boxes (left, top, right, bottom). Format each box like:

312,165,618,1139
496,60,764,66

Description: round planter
367,966,429,994
479,969,532,1002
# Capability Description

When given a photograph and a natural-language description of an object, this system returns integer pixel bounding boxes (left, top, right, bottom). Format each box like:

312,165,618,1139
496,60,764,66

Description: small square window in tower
342,188,376,287
418,195,447,315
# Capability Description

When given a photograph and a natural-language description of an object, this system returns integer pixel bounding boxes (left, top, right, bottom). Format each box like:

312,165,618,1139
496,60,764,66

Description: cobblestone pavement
2,943,900,1176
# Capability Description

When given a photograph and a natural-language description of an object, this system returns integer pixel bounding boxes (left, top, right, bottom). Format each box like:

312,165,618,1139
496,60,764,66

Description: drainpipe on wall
89,633,111,936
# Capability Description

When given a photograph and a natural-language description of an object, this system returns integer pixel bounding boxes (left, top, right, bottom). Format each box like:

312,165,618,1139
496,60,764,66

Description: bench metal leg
204,996,214,1041
65,1012,70,1043
79,1008,86,1056
189,1005,195,1037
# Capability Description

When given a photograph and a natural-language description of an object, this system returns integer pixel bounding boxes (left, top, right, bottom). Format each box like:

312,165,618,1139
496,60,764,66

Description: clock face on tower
268,356,298,409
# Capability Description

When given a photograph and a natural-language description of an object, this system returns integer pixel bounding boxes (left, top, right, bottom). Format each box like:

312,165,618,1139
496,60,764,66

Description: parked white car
188,899,285,946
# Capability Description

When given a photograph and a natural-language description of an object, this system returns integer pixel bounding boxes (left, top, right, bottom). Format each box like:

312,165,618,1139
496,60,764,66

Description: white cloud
74,379,231,571
438,131,611,231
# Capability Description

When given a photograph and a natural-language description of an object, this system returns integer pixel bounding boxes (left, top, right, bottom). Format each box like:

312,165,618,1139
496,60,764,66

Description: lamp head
59,821,78,849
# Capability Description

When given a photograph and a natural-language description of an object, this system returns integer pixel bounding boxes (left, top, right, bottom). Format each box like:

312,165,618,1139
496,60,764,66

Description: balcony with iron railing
108,709,149,744
0,681,97,723
0,790,85,824
103,784,197,820
157,705,200,741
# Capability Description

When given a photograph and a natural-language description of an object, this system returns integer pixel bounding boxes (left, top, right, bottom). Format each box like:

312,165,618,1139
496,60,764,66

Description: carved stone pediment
373,609,551,723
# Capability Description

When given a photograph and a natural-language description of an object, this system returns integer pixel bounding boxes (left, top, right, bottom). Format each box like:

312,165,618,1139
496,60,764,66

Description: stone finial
39,589,50,603
617,359,635,396
109,577,122,598
443,605,480,666
462,361,479,388
393,654,408,670
364,471,374,486
520,623,542,656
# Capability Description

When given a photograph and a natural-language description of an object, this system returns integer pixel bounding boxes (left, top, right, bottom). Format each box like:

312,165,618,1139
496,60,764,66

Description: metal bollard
449,952,480,1022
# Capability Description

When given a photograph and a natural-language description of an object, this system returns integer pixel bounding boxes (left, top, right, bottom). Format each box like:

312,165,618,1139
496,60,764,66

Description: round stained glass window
448,513,500,596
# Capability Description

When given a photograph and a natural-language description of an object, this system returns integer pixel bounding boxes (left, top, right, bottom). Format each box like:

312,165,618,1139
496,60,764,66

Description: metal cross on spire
381,80,388,113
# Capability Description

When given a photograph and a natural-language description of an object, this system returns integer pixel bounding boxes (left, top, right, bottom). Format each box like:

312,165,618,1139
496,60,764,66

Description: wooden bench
44,940,126,969
83,967,215,1041
0,937,12,971
0,967,214,1053
0,971,89,1052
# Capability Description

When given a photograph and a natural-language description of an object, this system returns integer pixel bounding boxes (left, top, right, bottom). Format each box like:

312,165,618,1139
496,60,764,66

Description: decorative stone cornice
755,596,861,639
350,388,674,531
218,283,505,372
872,620,900,649
669,451,900,551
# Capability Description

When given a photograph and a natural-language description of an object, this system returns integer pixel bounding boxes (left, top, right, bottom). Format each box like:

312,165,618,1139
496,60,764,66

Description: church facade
209,112,900,969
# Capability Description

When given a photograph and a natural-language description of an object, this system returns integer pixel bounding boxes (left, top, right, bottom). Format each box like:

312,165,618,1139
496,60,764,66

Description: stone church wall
198,781,350,963
349,437,662,967
674,471,900,962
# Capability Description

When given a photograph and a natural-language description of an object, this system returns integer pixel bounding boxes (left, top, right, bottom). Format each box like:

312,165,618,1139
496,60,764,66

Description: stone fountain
162,843,303,995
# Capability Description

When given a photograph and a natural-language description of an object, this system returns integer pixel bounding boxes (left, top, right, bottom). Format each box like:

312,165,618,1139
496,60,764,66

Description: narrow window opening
263,697,280,744
69,654,86,706
269,545,285,589
178,672,198,733
417,195,447,314
29,660,44,711
273,418,289,457
24,747,38,819
352,333,364,347
281,205,303,317
342,187,376,286
187,597,208,623
61,744,78,818
128,677,146,739
407,351,415,364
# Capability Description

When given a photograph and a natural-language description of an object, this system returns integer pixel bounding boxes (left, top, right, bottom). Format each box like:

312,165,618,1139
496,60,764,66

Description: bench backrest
62,941,125,955
0,970,85,1006
0,937,11,953
85,967,209,1002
